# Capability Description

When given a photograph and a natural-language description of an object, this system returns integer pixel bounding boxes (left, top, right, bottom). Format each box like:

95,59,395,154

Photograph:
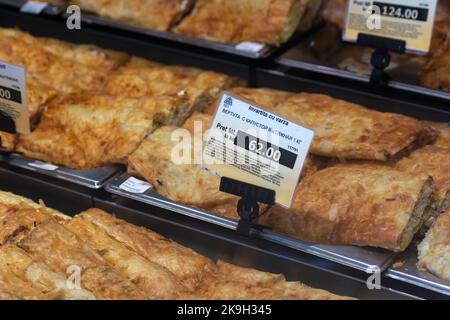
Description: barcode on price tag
119,177,152,194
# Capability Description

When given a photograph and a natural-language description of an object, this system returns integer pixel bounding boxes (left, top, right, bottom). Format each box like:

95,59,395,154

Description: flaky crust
128,126,240,219
105,66,239,124
424,121,450,149
69,0,194,31
421,34,450,91
174,0,316,45
0,28,128,94
18,220,147,300
0,192,351,300
16,95,186,169
396,146,450,211
65,216,184,299
418,208,450,282
186,261,353,300
260,163,434,251
275,93,436,161
78,209,214,291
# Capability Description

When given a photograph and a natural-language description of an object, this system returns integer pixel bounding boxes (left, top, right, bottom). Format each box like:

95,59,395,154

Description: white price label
235,42,265,53
20,2,48,15
203,93,314,208
119,177,152,194
28,161,58,171
343,0,438,54
0,61,30,134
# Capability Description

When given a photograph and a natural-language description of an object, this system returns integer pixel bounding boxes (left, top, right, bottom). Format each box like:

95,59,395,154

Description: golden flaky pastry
104,66,239,123
0,28,128,94
0,192,351,300
424,122,450,149
174,0,319,45
77,208,214,292
127,125,240,219
16,95,188,169
69,0,194,31
64,216,185,299
396,146,450,213
418,208,450,283
260,163,434,251
421,34,450,92
185,261,354,300
275,93,436,161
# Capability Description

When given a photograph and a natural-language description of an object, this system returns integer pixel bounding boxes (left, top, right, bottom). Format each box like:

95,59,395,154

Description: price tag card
20,1,48,15
0,61,30,134
203,93,314,208
343,0,438,54
119,177,152,194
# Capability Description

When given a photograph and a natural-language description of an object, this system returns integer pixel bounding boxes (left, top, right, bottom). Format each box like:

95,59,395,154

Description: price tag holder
0,61,30,134
203,93,314,208
343,0,438,54
20,1,48,15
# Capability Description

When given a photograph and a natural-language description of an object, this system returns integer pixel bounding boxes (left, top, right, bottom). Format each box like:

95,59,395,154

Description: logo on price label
343,0,438,54
0,61,30,134
203,93,314,208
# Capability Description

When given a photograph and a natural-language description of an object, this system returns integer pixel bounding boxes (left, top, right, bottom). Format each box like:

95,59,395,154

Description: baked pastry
69,0,194,31
0,191,351,300
421,34,450,91
18,220,148,300
128,125,240,219
174,0,318,45
16,95,188,169
104,66,240,124
321,0,346,29
396,146,450,215
424,121,450,149
275,93,436,161
65,215,185,299
203,87,293,115
0,28,128,94
186,261,353,300
77,208,215,291
260,163,434,251
0,244,95,300
418,207,450,282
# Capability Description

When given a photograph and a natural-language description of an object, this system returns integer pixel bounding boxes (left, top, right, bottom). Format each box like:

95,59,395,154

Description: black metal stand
220,177,275,237
356,34,406,85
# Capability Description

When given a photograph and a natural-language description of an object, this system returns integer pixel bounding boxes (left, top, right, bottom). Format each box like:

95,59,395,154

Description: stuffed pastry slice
420,35,450,92
418,208,450,283
104,66,240,125
260,163,434,251
16,94,188,169
0,244,95,300
77,208,215,292
17,220,147,300
186,260,353,300
128,125,240,219
275,93,436,161
69,0,194,31
64,215,185,299
173,0,318,45
424,121,450,149
0,28,128,94
396,146,450,217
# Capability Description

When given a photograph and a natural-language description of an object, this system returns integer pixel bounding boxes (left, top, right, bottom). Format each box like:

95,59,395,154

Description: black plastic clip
0,111,15,134
356,34,406,86
220,177,275,237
